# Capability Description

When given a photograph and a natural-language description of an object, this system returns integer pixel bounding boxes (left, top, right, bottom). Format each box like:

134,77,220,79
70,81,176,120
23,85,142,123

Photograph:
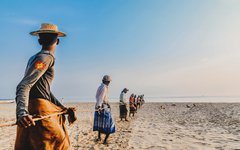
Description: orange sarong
15,98,70,150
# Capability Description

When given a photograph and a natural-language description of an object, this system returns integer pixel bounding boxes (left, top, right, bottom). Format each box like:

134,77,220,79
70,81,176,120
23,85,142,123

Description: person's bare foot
103,140,109,145
95,138,101,142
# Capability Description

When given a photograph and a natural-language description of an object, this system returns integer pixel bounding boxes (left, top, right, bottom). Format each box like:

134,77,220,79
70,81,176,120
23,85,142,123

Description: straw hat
30,23,66,37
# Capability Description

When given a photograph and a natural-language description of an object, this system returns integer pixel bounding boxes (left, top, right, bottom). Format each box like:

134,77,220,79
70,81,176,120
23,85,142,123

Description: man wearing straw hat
15,23,76,150
93,75,116,144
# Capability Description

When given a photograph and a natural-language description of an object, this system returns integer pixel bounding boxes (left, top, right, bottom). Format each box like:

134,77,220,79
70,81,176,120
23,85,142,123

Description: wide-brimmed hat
102,75,112,82
30,23,66,37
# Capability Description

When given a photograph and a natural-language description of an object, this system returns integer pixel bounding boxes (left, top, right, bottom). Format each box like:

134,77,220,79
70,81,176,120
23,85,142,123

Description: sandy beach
0,102,240,150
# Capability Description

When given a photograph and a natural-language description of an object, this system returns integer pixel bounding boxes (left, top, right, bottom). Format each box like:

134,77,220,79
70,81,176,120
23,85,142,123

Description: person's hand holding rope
17,115,36,128
66,107,77,125
97,106,102,115
107,103,111,112
16,107,77,128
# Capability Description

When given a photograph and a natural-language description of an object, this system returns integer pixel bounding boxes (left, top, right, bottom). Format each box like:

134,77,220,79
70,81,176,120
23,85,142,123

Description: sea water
59,96,240,103
1,96,240,103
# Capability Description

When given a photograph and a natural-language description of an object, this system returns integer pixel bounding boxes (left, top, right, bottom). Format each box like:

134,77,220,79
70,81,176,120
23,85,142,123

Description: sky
1,0,240,101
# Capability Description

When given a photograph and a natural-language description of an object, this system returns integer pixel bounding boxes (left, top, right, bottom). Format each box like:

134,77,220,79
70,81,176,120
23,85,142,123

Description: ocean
1,96,240,103
60,96,240,103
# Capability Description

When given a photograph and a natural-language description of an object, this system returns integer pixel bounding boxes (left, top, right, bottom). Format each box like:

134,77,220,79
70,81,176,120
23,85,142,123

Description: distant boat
0,100,14,104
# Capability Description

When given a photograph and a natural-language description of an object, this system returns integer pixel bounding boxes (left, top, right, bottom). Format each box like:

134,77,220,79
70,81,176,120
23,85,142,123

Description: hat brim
30,30,66,37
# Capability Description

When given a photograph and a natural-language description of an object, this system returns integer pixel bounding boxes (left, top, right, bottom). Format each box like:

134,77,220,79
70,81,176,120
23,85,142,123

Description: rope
0,122,16,127
0,105,144,127
0,109,102,128
0,111,66,128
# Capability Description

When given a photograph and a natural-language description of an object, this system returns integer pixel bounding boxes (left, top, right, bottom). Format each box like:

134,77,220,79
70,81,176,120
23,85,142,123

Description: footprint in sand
194,142,209,146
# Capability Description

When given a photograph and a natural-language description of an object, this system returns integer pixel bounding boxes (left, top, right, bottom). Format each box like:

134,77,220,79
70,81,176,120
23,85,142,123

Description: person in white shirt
93,75,115,144
119,88,129,121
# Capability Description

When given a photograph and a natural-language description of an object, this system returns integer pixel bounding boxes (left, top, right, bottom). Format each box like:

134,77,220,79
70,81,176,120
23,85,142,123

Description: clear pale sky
0,0,240,100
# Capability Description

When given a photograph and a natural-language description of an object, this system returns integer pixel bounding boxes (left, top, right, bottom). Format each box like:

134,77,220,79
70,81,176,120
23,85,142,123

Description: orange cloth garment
129,96,134,103
15,98,70,150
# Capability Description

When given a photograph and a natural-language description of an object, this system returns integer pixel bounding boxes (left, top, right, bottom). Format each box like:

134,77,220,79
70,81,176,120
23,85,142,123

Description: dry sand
128,103,240,150
0,102,239,150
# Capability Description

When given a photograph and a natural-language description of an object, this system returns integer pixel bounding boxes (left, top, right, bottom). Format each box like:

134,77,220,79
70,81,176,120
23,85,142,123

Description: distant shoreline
1,96,240,103
0,101,240,104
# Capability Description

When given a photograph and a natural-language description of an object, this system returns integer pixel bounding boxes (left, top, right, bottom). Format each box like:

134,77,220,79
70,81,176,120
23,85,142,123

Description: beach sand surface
0,102,239,150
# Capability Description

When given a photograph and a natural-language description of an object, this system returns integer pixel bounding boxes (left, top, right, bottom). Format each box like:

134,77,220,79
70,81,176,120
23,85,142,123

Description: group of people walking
119,89,145,121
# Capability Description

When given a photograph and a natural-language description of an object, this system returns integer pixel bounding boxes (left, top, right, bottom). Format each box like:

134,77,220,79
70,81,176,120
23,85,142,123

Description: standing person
140,94,145,106
142,94,145,104
15,23,76,150
93,75,115,144
129,94,134,104
119,88,129,121
137,95,141,108
134,95,138,112
129,102,136,117
129,94,136,117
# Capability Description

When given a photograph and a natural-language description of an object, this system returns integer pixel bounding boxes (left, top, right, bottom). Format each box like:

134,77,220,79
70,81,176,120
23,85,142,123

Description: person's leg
120,106,122,121
125,115,129,121
125,107,128,121
97,131,101,141
103,133,110,144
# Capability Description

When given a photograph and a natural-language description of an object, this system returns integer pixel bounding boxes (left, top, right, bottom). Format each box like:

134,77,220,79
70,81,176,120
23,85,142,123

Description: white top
119,92,127,105
95,83,109,109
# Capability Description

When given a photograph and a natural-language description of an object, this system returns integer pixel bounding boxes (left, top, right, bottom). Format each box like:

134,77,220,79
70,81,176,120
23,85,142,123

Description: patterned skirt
93,108,116,134
119,105,128,118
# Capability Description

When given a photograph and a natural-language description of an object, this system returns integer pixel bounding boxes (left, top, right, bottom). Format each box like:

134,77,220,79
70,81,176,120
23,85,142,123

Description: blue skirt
93,108,116,134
